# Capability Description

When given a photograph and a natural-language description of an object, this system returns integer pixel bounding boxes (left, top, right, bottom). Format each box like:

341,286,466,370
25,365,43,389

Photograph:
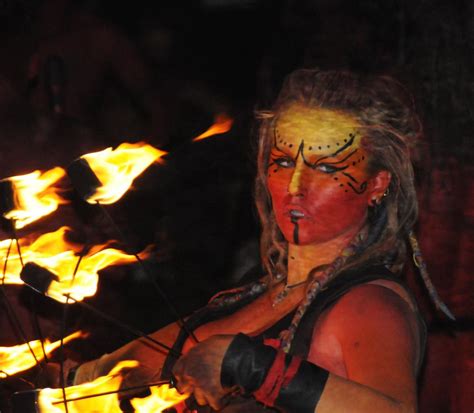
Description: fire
37,360,188,413
0,331,85,378
1,227,140,303
38,360,138,413
80,142,166,204
1,167,67,229
130,383,188,412
193,113,234,142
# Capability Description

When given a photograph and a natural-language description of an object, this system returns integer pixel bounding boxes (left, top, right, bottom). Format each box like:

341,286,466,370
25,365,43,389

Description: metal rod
96,202,199,344
21,280,181,358
58,249,86,413
0,238,45,373
11,220,50,372
51,379,172,404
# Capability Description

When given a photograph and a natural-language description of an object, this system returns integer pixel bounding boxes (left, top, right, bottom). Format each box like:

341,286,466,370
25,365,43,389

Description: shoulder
327,282,418,344
310,282,420,374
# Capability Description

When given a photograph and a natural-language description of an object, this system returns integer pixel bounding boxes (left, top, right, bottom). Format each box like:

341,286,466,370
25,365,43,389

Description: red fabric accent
253,350,286,407
254,340,304,407
282,356,302,387
263,338,281,349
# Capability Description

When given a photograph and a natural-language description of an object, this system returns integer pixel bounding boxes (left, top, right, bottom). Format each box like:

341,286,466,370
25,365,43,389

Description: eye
315,163,341,174
273,157,295,168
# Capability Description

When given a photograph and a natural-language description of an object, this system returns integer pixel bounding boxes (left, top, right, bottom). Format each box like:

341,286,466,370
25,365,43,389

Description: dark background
0,1,472,412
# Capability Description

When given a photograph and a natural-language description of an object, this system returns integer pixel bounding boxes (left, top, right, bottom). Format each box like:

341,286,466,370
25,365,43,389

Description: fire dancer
68,69,432,412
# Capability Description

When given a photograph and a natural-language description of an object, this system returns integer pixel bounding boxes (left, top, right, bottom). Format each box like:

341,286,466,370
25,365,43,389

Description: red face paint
267,106,373,245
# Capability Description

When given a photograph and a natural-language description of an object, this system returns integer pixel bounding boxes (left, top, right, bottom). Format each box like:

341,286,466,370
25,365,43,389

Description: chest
182,290,347,378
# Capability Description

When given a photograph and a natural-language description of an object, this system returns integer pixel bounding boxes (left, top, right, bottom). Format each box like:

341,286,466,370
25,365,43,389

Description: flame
2,167,67,229
130,383,188,412
193,113,234,142
0,331,85,378
1,227,140,303
38,360,139,413
80,142,166,204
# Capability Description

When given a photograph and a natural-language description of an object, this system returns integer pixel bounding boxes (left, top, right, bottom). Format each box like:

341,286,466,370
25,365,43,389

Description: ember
193,113,233,142
0,331,85,378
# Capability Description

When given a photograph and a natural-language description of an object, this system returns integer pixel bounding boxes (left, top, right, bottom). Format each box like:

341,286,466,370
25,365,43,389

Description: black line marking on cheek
342,172,359,183
291,217,300,244
347,181,368,194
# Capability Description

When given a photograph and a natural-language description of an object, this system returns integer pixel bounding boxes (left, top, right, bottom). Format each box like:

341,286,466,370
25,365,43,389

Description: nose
288,158,306,197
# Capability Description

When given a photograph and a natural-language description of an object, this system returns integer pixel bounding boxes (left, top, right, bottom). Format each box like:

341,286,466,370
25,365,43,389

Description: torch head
12,389,41,413
66,158,102,202
0,179,16,216
20,262,59,294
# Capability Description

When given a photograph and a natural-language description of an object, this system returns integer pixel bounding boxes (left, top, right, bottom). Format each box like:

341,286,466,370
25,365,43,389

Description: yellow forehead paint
275,105,362,154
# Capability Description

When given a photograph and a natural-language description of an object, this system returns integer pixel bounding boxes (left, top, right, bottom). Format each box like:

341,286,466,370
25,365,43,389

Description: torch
11,360,188,413
66,142,198,342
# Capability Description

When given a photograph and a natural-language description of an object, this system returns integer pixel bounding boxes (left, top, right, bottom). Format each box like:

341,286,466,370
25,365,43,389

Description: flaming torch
12,361,188,413
0,331,86,378
1,227,142,303
67,142,197,342
0,167,67,229
67,142,166,204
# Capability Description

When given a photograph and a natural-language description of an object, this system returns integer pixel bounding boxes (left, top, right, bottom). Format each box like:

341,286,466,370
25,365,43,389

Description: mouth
289,209,305,218
285,207,310,220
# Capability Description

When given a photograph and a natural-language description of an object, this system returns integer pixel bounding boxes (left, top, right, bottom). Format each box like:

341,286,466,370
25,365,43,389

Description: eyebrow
272,127,359,167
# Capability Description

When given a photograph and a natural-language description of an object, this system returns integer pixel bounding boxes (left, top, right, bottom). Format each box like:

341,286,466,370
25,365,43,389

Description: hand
172,335,239,410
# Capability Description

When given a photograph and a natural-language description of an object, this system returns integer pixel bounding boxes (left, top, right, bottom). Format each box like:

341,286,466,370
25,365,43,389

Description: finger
193,387,209,406
173,373,194,395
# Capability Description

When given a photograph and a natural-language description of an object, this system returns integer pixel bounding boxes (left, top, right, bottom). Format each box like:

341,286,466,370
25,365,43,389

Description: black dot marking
273,169,277,173
318,146,322,150
284,142,287,145
333,177,338,180
309,146,312,150
279,140,283,143
344,139,347,142
362,156,365,160
345,189,348,192
327,145,330,148
336,142,340,146
289,144,293,148
339,184,344,187
290,256,295,260
352,162,356,166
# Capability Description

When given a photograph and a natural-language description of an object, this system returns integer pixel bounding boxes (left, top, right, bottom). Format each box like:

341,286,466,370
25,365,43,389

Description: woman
72,69,429,412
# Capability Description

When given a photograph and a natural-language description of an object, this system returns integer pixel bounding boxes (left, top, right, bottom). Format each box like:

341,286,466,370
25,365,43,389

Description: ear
367,170,391,206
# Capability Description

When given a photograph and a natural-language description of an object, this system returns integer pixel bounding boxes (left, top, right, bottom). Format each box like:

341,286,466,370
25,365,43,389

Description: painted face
267,105,373,245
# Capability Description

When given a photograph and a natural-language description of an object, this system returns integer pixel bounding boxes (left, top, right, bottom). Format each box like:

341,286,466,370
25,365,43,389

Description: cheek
267,169,291,206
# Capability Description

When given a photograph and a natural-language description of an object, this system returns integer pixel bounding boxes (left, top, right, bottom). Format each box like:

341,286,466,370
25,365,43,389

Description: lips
284,205,311,219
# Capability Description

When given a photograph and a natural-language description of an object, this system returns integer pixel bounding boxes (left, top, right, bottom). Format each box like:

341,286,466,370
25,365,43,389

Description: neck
286,228,362,286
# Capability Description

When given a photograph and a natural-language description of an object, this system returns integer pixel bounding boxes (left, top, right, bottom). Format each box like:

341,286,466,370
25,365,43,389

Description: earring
383,188,390,197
